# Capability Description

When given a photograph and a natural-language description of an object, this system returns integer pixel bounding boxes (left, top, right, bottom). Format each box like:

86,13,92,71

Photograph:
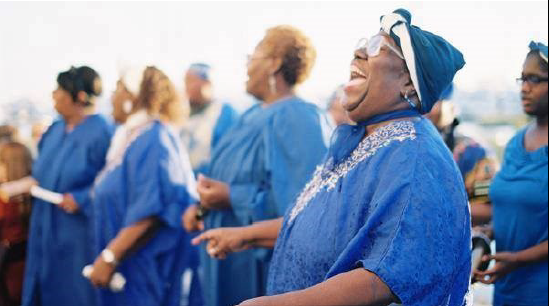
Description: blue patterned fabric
201,96,332,306
93,121,202,306
268,118,472,306
22,115,113,306
490,128,548,306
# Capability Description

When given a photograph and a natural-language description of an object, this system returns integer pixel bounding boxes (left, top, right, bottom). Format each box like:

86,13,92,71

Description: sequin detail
288,120,417,223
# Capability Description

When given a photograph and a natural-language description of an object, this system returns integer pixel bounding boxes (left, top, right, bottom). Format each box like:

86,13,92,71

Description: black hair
57,66,102,106
527,50,549,73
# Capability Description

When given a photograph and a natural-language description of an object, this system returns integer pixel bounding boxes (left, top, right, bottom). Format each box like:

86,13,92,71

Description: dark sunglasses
516,74,549,85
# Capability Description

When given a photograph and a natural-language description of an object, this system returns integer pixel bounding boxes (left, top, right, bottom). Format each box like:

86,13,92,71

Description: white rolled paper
0,177,37,201
82,265,127,292
30,186,64,205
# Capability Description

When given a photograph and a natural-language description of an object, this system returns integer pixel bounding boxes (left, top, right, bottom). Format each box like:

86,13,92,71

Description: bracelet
101,249,119,266
196,205,210,221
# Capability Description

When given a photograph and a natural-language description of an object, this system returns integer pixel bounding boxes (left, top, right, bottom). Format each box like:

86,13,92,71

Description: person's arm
470,200,492,226
89,218,158,287
192,218,283,260
475,241,549,284
237,268,397,306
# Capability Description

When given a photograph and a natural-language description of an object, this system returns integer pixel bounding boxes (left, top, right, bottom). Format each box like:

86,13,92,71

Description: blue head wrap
381,9,465,114
188,63,211,81
529,41,548,63
325,9,466,167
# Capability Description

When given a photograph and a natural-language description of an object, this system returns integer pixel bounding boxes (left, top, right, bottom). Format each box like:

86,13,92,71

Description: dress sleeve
124,129,193,228
331,145,472,306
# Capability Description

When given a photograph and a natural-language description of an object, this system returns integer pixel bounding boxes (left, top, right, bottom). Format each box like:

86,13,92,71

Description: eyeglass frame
355,34,405,60
516,74,549,86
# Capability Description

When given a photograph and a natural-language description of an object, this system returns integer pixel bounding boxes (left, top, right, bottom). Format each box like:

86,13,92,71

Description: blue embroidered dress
92,112,201,306
268,118,472,306
22,114,113,306
202,97,332,306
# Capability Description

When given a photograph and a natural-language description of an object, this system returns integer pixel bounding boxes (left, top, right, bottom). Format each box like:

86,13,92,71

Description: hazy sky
0,1,548,112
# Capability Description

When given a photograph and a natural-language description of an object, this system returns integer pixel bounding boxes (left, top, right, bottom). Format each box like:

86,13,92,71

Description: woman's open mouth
343,65,369,112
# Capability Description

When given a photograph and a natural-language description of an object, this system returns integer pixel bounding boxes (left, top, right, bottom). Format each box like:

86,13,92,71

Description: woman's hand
59,194,80,214
89,256,115,288
182,204,205,233
474,252,520,284
192,227,252,260
197,175,231,210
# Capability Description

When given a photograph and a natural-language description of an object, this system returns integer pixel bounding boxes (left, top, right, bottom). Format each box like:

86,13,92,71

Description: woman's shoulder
81,114,114,139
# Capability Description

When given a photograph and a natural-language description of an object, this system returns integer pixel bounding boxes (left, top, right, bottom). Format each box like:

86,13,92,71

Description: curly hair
261,25,317,86
135,66,185,124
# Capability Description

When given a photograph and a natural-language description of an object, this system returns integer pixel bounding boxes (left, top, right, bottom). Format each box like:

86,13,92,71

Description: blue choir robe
93,116,202,306
268,118,473,306
22,114,113,306
202,97,332,306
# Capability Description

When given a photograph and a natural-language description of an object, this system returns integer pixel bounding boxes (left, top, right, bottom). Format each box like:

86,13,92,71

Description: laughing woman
195,9,472,306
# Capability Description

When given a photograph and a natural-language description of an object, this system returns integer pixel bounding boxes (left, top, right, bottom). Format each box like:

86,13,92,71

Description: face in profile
185,72,211,106
521,54,548,117
52,86,76,118
343,32,409,123
246,42,273,101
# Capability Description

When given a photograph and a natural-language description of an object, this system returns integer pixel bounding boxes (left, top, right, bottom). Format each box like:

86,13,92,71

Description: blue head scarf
326,9,465,167
529,41,548,63
381,9,465,114
188,63,212,81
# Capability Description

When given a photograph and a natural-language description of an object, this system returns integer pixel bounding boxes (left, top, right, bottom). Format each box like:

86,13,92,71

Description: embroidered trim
288,121,417,224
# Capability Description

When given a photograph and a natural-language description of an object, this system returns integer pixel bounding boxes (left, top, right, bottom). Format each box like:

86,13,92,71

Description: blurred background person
426,85,500,200
0,126,17,145
183,25,331,306
0,142,32,306
21,66,113,306
89,66,203,306
180,63,239,175
326,84,352,126
474,41,548,306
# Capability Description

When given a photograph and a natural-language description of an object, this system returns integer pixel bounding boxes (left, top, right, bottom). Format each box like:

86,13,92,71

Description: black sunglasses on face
516,74,549,85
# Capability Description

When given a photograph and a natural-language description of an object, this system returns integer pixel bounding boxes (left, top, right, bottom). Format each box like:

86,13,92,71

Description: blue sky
0,1,548,112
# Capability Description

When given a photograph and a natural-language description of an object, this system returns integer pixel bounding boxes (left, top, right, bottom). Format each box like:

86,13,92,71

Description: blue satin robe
22,114,113,306
201,97,332,306
93,121,202,306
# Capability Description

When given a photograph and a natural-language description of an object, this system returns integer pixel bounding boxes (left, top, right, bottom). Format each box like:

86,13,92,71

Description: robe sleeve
69,126,112,218
124,128,194,228
330,143,472,306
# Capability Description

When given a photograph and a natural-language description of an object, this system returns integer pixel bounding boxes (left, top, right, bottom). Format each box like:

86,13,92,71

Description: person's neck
535,115,548,139
65,110,89,131
263,87,295,106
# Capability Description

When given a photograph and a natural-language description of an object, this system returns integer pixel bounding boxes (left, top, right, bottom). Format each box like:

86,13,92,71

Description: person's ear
76,91,88,105
269,57,283,75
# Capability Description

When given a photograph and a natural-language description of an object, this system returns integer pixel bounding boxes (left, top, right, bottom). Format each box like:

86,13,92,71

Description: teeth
350,65,367,78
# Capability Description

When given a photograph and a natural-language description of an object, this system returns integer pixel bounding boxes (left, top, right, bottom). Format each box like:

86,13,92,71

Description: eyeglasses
516,75,549,85
355,35,405,60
